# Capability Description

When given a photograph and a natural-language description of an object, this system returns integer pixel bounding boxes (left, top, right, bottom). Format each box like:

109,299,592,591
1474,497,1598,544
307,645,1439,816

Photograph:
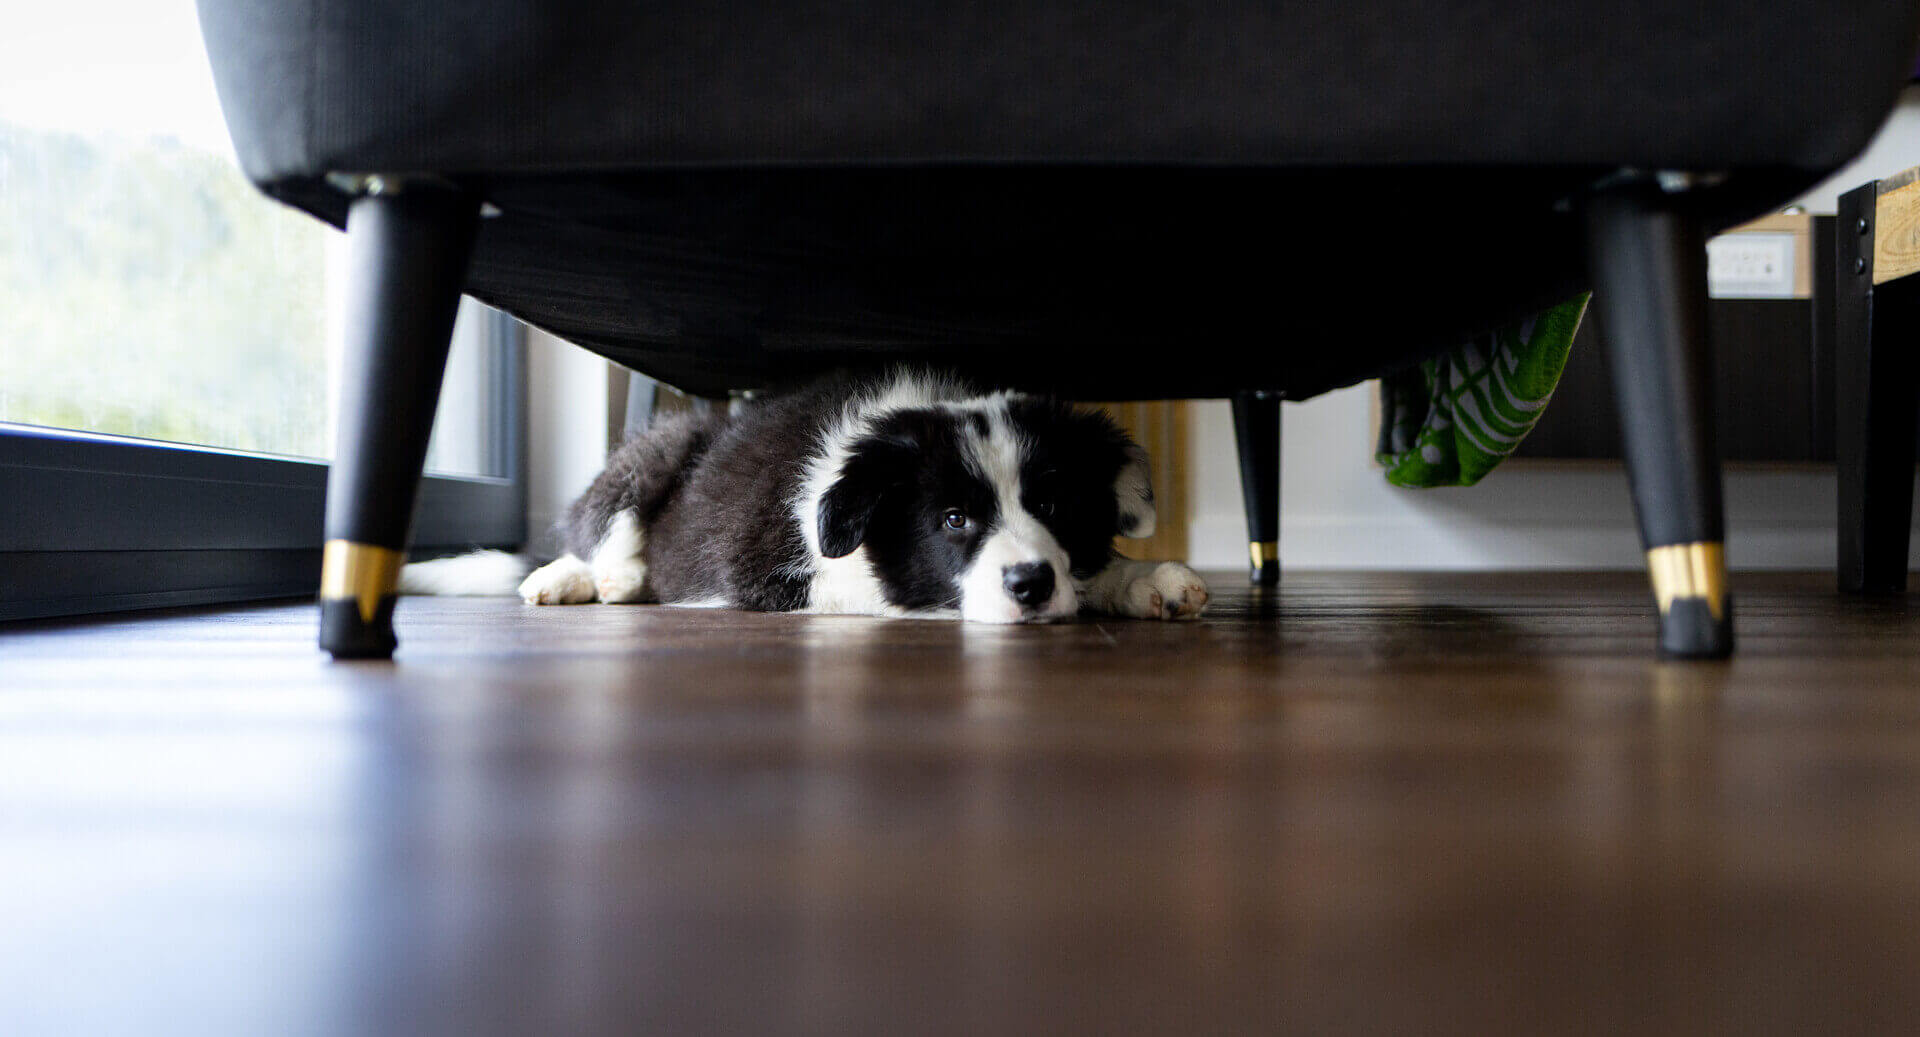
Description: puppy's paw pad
1148,562,1209,620
1118,564,1207,620
519,559,596,605
594,563,648,604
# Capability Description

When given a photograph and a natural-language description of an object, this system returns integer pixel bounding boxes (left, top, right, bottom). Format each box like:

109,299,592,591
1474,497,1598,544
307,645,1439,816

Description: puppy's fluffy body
407,369,1207,623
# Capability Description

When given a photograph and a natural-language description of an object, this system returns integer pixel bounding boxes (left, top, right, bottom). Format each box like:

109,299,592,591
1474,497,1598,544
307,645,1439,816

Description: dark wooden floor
5,572,1920,1035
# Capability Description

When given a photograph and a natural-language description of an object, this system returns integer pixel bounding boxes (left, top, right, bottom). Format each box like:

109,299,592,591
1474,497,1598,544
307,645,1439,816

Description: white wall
1187,87,1920,571
1788,86,1920,214
1186,390,1852,571
523,327,611,553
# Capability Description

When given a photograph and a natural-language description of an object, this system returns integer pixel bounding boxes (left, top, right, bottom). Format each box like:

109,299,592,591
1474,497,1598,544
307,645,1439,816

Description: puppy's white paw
1120,562,1210,621
593,561,648,604
588,510,647,604
519,555,597,605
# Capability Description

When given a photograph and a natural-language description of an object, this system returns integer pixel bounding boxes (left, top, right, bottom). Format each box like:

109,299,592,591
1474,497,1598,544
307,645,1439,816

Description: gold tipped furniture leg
1585,186,1735,659
1248,540,1279,586
318,183,478,660
319,540,406,659
1644,541,1733,658
1231,391,1281,586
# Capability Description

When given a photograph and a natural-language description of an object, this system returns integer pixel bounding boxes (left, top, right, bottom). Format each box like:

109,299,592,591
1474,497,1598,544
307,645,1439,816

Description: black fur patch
1002,397,1136,579
818,430,923,559
824,409,1002,610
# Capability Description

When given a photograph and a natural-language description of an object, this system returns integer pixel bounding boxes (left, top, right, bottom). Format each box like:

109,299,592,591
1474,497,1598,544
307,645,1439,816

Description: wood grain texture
1874,172,1920,285
5,572,1920,1034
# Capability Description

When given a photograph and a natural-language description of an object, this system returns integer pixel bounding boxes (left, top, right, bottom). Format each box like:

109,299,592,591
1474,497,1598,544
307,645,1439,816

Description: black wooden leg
1583,187,1733,658
1231,391,1281,586
1836,181,1919,594
320,182,479,659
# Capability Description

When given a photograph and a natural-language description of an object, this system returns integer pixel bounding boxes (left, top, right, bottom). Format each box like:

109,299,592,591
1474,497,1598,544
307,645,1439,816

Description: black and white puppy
404,369,1208,622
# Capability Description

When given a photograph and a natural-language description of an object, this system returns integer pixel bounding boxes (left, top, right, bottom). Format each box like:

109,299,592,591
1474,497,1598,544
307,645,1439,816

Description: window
0,3,524,621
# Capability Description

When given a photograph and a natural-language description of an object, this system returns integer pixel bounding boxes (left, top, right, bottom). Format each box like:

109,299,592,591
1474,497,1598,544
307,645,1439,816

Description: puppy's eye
943,509,968,530
1029,471,1058,518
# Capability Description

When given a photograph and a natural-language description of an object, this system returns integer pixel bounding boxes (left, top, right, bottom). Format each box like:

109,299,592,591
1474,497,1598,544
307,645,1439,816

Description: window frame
0,309,526,622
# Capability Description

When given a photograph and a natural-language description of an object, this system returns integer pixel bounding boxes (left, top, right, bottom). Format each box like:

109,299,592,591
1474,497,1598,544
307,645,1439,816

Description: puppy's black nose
1003,562,1055,607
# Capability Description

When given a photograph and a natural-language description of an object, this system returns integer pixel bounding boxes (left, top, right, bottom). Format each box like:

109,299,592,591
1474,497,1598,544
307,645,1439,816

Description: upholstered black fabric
200,2,1916,185
452,166,1761,399
196,1,1920,397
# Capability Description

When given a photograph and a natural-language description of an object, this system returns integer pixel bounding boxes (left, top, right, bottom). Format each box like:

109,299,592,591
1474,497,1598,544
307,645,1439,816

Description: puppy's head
816,397,1154,622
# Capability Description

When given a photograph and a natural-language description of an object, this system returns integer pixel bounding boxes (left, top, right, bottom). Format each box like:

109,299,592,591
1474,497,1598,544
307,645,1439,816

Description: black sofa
195,1,1920,658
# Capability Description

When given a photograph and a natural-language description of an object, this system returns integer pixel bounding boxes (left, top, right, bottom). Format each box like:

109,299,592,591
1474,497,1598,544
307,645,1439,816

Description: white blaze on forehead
955,401,1077,623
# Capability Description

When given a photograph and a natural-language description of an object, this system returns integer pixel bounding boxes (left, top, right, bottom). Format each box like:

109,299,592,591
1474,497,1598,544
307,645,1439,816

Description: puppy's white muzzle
958,525,1077,623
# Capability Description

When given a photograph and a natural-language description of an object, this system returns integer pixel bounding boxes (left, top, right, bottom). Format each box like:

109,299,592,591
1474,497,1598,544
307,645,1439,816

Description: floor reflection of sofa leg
319,182,478,659
1584,186,1733,659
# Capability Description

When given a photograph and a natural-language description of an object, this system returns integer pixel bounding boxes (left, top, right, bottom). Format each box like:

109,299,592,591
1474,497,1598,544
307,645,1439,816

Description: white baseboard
1187,514,1845,571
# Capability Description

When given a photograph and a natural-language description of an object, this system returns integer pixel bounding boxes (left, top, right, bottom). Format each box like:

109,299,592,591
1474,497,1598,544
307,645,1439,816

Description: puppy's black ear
1113,440,1156,539
817,434,918,558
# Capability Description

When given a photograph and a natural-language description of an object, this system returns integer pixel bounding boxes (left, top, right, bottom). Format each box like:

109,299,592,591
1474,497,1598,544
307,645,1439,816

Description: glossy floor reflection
4,572,1920,1034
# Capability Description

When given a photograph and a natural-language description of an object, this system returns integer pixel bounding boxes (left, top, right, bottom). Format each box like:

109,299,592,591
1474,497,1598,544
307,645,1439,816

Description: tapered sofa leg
1835,180,1919,594
1583,187,1733,659
1231,391,1281,586
320,182,479,659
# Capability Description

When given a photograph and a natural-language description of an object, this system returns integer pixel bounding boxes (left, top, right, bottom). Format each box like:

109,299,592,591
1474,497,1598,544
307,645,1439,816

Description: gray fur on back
641,378,862,610
561,410,727,559
559,375,876,611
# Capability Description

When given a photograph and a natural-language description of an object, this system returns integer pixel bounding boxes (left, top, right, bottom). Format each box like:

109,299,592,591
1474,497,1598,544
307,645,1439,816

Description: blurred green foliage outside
0,121,329,457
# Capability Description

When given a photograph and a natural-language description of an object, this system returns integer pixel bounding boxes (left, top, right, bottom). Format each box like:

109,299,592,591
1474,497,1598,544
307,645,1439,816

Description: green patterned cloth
1375,294,1589,487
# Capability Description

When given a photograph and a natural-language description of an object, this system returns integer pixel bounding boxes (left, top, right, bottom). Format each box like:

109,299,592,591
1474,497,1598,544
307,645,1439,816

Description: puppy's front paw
519,555,597,605
1120,562,1209,620
593,561,648,604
